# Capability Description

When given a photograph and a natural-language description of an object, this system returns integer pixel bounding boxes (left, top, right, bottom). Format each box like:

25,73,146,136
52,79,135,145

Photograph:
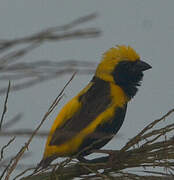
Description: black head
113,60,152,99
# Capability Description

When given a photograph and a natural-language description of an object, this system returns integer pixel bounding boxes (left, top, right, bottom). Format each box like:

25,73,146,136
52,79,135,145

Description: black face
113,60,151,99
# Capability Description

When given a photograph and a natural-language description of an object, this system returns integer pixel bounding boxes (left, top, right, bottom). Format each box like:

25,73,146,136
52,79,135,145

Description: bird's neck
118,82,139,100
92,76,130,105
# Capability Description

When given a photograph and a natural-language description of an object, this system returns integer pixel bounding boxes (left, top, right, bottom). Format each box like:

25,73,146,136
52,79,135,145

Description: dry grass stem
0,81,11,130
0,136,15,161
3,74,75,180
20,108,174,180
0,13,100,94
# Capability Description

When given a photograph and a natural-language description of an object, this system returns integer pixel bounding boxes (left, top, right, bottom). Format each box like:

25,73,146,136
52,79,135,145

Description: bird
39,45,151,168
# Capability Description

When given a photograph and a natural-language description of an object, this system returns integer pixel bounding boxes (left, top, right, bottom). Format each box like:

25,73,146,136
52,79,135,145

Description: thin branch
0,67,95,95
120,108,174,152
13,168,35,180
0,154,15,180
0,81,11,130
0,60,95,72
21,108,174,180
0,28,100,66
0,42,41,66
48,72,76,112
0,136,15,161
0,13,98,52
0,152,31,168
4,74,75,180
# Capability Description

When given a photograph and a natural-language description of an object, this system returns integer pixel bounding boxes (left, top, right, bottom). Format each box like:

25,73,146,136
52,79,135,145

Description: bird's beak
135,60,152,71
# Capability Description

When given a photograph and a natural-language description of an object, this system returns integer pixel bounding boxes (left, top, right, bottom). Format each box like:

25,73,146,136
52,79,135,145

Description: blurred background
0,0,174,178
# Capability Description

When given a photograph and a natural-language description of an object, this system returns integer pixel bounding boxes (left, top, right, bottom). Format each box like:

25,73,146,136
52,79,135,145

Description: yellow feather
95,45,140,82
41,45,146,165
43,82,93,158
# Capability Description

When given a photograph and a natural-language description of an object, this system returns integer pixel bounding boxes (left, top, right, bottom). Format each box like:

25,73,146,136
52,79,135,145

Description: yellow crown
95,45,140,82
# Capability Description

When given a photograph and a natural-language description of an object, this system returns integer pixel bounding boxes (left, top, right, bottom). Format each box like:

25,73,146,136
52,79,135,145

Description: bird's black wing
49,77,111,146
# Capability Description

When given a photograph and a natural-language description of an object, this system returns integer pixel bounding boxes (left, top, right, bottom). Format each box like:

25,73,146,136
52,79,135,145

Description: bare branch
120,108,174,152
0,67,95,95
21,108,174,180
0,81,11,130
4,74,75,180
0,13,98,52
0,136,15,161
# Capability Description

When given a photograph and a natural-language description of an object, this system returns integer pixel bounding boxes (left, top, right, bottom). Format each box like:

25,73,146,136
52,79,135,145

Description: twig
4,73,75,180
0,60,95,72
0,68,95,95
0,154,15,180
0,29,100,66
13,168,35,180
0,81,11,130
120,108,174,152
48,72,76,112
0,136,15,161
0,13,98,52
81,165,109,179
0,13,100,95
21,108,174,179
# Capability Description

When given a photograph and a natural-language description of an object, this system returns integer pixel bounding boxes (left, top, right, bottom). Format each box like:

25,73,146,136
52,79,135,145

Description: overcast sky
0,0,174,177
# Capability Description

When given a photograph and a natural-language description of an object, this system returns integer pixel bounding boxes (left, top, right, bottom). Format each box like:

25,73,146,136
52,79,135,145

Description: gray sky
0,0,174,177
